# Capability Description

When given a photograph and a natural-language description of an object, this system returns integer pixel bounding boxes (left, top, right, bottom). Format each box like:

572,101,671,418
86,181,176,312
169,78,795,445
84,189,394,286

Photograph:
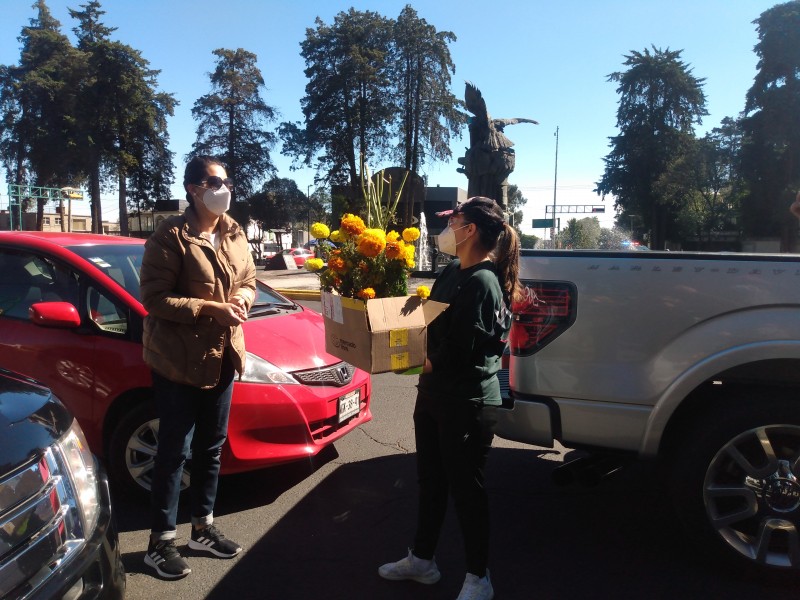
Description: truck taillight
510,281,576,355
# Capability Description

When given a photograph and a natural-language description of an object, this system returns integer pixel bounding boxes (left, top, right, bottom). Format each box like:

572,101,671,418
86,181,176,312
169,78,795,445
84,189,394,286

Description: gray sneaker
378,549,441,584
456,569,494,600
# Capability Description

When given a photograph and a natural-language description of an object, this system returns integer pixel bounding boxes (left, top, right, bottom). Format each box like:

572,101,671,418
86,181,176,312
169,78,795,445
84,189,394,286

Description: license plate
338,389,360,423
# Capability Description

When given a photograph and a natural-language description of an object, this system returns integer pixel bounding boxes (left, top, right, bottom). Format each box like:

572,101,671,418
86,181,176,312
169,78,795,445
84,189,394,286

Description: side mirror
29,302,81,329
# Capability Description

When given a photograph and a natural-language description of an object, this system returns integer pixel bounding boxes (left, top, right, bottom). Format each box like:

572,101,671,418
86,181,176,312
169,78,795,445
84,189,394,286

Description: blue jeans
150,352,235,540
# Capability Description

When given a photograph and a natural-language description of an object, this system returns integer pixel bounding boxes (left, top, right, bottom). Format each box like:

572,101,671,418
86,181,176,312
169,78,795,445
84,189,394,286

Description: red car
282,247,314,267
0,231,371,496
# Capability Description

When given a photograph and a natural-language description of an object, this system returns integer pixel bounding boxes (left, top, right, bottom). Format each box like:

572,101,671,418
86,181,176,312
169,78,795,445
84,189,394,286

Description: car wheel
669,390,800,572
108,401,191,498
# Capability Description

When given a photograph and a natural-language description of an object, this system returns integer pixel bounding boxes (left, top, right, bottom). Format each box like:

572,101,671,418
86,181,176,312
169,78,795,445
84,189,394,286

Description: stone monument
457,81,538,208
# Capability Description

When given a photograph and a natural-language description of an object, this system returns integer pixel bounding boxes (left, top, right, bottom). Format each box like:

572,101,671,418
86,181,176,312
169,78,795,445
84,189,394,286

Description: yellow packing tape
390,352,410,370
389,329,409,348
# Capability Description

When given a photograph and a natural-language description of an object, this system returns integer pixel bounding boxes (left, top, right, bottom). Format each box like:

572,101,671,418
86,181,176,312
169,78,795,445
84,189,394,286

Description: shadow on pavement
190,447,797,600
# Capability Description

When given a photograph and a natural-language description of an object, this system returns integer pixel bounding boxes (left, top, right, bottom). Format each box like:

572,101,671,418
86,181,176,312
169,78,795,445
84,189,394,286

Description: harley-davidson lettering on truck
494,249,800,574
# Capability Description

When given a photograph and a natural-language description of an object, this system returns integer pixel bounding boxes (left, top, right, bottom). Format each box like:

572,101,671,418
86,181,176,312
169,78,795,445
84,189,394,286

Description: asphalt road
112,300,799,600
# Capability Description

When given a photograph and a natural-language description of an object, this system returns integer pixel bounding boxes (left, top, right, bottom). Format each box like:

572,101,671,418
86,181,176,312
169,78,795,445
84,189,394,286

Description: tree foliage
281,5,463,195
656,126,742,247
280,9,394,188
391,6,463,175
0,1,85,228
248,177,305,246
596,46,707,249
505,183,528,238
557,217,602,249
191,48,277,204
69,0,174,233
739,1,800,242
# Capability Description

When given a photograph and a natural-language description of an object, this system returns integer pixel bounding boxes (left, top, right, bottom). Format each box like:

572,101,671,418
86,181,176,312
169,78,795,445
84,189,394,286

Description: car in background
0,367,125,599
260,242,283,260
251,242,283,264
0,231,372,497
281,247,314,267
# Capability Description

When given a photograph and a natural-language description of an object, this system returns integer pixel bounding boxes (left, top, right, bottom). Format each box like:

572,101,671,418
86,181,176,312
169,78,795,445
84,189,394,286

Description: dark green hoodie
418,259,511,405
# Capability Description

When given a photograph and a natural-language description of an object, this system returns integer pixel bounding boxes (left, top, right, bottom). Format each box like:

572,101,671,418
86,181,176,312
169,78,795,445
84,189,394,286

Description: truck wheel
669,392,800,572
108,401,191,498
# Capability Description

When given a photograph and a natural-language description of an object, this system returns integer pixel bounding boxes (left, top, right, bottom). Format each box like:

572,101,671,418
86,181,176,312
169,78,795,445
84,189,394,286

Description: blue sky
0,0,780,234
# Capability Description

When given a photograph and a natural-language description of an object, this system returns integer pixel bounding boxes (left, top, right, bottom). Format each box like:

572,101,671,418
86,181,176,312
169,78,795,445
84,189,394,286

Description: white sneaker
456,569,494,600
378,549,441,584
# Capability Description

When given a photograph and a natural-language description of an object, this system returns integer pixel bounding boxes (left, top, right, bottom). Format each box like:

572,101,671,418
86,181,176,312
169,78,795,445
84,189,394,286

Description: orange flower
357,287,376,300
357,228,387,258
385,239,404,260
328,252,347,273
340,213,366,236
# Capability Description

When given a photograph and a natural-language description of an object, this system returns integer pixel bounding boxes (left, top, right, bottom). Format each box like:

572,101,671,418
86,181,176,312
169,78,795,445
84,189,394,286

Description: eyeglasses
448,216,470,227
197,176,234,190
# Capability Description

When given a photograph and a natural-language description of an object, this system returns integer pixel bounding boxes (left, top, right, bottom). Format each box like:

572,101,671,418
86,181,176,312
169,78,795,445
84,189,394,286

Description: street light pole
552,126,559,245
306,184,312,243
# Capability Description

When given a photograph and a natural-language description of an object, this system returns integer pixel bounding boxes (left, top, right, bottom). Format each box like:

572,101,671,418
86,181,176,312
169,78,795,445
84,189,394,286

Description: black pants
412,390,495,577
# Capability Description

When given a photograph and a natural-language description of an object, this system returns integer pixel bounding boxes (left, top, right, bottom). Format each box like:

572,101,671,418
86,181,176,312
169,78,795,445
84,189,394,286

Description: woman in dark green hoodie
379,196,522,600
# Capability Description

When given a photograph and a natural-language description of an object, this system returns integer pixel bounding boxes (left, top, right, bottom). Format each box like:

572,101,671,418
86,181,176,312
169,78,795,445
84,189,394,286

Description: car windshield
68,243,145,302
67,243,295,311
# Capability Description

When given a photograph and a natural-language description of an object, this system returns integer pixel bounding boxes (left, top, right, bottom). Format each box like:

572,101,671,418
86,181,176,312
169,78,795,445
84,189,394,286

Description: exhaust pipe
552,454,629,487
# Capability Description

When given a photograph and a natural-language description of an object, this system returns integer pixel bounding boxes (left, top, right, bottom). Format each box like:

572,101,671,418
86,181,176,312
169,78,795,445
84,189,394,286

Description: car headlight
56,421,100,534
239,352,299,384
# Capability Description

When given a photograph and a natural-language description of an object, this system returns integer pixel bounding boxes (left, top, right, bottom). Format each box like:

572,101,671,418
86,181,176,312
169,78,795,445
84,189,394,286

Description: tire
669,389,800,572
108,401,191,498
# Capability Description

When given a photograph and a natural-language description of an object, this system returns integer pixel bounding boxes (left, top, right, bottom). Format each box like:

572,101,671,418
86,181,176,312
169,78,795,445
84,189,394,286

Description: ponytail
493,223,523,305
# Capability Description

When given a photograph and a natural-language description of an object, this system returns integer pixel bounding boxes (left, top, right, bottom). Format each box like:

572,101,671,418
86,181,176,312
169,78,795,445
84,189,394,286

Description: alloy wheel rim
704,424,800,568
125,417,191,492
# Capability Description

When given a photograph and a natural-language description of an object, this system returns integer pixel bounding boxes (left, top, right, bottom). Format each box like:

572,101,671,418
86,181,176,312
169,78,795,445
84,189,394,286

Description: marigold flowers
402,227,420,242
357,228,386,258
307,184,421,300
416,285,431,299
340,213,366,236
327,252,347,273
305,258,325,272
310,222,330,239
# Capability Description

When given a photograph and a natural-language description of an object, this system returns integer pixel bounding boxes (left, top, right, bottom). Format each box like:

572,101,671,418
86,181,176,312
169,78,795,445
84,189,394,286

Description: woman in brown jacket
140,155,256,580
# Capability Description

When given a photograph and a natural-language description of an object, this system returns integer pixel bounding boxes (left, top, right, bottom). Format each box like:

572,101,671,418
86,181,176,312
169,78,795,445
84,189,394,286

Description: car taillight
510,281,576,355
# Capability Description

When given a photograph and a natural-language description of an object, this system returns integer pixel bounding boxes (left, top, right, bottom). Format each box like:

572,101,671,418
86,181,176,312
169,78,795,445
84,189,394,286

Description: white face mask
198,185,231,216
436,224,469,256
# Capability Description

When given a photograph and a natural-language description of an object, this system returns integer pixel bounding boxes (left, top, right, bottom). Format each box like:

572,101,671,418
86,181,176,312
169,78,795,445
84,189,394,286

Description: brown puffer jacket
140,207,256,388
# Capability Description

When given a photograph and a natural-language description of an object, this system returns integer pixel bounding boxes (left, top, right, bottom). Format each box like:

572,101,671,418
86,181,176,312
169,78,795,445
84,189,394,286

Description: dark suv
0,367,125,599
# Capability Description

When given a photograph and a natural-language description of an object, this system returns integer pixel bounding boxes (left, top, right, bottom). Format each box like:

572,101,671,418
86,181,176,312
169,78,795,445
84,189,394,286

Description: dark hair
183,155,225,206
455,196,522,304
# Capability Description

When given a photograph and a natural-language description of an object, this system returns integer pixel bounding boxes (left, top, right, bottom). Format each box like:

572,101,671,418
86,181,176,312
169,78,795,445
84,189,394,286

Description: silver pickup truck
495,249,800,574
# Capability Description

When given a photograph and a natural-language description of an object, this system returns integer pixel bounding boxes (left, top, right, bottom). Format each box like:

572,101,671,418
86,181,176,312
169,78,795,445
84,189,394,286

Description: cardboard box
321,292,448,374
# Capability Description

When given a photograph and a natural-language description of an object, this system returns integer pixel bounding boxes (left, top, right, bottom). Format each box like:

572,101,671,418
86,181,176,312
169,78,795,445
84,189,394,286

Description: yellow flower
340,213,366,236
387,230,401,242
305,258,325,272
310,222,330,239
416,286,430,299
402,227,420,242
357,228,387,258
357,287,376,300
403,243,416,268
330,229,346,243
